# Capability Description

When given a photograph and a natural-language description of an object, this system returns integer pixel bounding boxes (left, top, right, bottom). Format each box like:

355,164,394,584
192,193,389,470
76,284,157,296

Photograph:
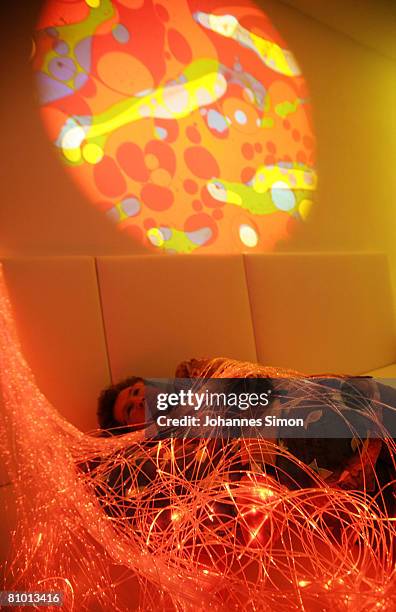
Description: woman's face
113,381,146,429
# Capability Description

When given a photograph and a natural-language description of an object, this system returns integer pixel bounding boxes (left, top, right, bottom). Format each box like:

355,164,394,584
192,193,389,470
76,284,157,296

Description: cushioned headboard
96,255,257,380
244,253,396,375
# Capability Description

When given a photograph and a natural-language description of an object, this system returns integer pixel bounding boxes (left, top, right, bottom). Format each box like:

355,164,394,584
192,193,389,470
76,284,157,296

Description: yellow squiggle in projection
206,164,317,216
58,58,227,163
194,12,301,77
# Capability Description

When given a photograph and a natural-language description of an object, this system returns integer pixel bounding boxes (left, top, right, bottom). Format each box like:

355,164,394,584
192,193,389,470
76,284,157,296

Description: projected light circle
34,0,316,253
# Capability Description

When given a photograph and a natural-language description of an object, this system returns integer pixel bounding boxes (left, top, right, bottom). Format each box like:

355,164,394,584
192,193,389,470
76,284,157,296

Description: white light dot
234,109,247,124
239,224,258,247
271,180,296,211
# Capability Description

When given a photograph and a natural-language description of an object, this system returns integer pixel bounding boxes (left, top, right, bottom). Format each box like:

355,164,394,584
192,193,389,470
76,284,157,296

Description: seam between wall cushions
242,254,259,364
94,257,114,384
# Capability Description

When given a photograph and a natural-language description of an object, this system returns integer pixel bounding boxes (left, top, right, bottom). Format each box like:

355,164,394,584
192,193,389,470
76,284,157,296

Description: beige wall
261,0,396,310
0,1,395,301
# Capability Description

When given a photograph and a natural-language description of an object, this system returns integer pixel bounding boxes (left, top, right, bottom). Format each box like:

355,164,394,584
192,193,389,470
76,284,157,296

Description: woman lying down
2,286,396,612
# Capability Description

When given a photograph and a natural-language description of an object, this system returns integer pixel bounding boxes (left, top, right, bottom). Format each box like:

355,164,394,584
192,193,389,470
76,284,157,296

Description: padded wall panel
1,258,110,431
244,253,396,375
96,255,257,380
364,364,396,378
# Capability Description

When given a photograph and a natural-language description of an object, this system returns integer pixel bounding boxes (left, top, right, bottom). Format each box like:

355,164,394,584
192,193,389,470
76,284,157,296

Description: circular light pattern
34,0,316,253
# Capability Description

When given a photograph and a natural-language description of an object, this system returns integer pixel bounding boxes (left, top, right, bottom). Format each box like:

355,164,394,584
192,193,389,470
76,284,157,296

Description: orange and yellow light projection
34,0,316,253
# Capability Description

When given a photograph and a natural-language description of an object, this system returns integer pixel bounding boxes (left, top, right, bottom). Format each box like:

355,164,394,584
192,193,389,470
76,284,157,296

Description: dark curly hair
97,376,144,435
